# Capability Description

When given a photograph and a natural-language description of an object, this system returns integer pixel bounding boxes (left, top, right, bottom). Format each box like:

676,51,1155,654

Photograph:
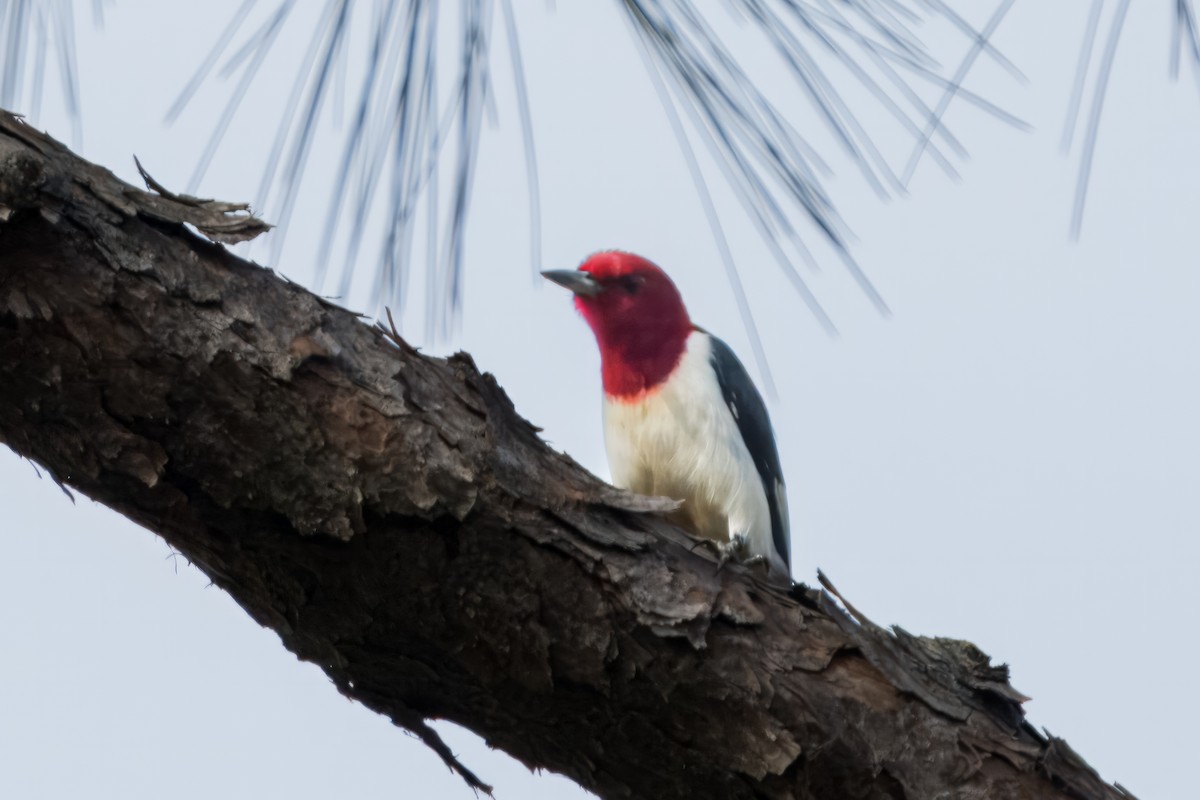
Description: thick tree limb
0,110,1131,800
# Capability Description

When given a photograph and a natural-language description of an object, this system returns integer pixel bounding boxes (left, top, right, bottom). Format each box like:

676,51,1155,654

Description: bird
543,251,791,583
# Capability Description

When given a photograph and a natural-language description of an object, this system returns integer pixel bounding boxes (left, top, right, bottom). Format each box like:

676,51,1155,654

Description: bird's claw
714,534,758,574
687,536,740,570
691,534,769,577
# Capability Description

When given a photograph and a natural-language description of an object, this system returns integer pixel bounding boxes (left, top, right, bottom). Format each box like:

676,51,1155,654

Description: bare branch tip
406,716,494,796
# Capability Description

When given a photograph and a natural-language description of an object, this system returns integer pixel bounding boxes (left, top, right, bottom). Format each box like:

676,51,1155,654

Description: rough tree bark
0,111,1132,800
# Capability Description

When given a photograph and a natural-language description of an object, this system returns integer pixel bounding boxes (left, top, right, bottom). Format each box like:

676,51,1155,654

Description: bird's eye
620,275,645,294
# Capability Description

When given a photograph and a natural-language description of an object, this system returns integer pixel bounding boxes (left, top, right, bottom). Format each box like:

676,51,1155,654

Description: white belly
602,333,777,567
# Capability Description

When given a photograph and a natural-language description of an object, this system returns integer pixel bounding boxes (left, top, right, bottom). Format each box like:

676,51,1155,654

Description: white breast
602,331,784,575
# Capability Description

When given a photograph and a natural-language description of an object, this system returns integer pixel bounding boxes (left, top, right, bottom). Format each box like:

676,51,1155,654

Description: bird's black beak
542,269,604,297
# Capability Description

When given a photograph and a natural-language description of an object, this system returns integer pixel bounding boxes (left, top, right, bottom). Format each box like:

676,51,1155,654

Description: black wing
707,334,791,570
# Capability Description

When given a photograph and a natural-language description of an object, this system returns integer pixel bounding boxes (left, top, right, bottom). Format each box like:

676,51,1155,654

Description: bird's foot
715,534,758,574
691,535,770,578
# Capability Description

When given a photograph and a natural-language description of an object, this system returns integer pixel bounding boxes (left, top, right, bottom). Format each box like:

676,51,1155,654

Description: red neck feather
583,302,693,399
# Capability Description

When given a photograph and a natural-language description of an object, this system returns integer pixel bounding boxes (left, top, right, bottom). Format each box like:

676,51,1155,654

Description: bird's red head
544,251,693,400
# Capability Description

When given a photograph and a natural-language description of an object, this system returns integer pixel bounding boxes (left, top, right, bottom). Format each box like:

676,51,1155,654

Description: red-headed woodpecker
544,251,791,583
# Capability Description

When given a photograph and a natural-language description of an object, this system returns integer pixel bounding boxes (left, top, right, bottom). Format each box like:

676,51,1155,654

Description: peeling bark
0,110,1133,800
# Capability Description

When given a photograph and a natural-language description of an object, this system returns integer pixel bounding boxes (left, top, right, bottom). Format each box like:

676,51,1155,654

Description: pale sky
2,3,1197,798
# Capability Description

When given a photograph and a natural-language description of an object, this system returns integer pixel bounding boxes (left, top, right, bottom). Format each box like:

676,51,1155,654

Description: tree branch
0,110,1130,800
